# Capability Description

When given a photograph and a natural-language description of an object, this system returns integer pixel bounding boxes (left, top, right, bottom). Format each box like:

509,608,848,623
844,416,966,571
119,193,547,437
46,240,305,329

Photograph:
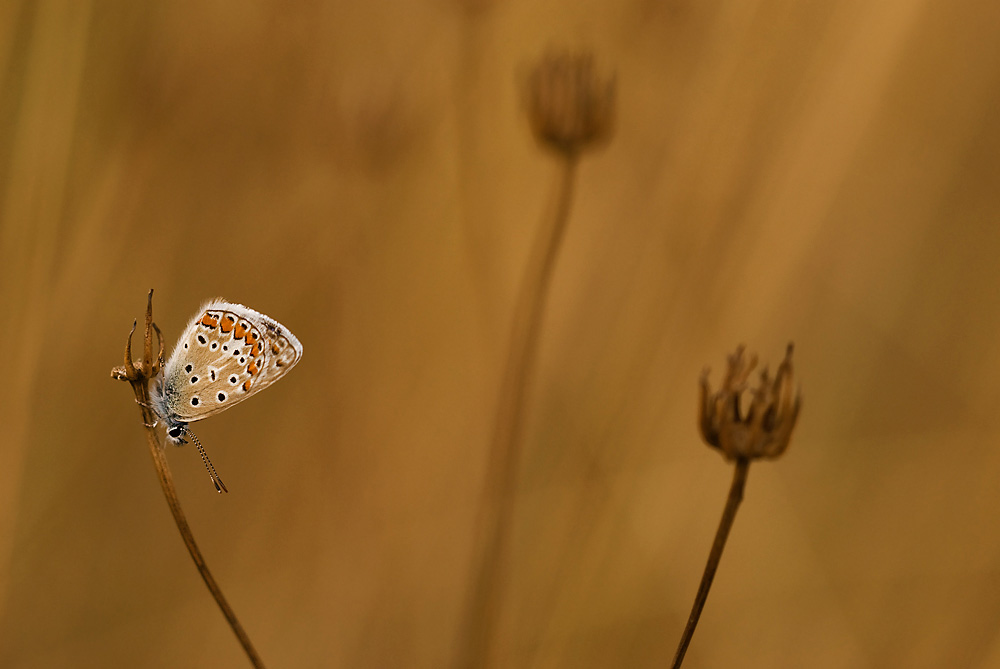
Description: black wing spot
191,397,200,406
229,375,238,384
211,342,218,350
210,370,216,381
223,345,228,351
190,376,199,384
185,364,193,373
217,392,227,402
197,334,207,345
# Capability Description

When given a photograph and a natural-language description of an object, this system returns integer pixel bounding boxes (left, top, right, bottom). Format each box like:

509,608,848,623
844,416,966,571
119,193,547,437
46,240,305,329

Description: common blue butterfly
150,300,303,491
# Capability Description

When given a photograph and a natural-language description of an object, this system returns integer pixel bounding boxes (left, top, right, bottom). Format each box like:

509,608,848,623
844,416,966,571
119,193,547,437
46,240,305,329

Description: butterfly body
151,300,303,445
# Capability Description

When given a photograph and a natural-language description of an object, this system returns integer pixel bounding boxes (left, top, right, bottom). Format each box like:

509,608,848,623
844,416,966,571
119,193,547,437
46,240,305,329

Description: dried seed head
526,50,616,157
699,343,801,461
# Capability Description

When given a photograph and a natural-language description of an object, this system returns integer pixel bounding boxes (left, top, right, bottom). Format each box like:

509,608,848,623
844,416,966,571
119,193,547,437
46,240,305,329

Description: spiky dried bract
699,343,801,461
527,50,615,157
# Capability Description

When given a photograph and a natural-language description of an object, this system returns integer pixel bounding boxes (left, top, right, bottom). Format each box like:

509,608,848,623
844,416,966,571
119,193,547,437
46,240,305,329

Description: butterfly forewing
164,302,301,423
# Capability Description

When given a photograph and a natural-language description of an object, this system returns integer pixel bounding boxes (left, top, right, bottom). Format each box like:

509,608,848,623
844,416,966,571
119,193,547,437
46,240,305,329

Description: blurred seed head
526,50,616,157
699,344,801,461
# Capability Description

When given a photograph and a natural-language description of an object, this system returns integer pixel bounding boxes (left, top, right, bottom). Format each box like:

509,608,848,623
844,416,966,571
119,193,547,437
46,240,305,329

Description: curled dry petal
699,344,801,461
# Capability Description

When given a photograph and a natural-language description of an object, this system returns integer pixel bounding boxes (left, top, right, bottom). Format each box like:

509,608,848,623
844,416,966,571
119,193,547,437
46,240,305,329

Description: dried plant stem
670,457,750,669
113,291,265,669
456,155,578,668
144,423,264,668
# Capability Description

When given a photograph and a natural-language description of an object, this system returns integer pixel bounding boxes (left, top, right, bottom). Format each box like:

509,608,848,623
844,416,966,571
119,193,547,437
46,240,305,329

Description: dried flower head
699,343,801,461
526,50,616,157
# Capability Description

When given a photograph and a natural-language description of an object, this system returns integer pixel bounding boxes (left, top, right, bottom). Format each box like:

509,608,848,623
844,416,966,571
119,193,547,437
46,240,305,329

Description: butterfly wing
161,300,302,423
244,306,303,391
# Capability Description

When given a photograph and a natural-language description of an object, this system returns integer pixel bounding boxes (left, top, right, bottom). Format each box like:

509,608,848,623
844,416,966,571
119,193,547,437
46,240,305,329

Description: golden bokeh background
3,1,1000,667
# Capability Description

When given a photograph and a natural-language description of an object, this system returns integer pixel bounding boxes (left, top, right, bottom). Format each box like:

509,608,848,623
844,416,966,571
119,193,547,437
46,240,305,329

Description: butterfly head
166,423,189,445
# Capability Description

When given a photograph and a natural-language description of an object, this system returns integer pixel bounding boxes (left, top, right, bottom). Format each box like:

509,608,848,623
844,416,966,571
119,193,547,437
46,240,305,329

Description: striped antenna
184,428,228,493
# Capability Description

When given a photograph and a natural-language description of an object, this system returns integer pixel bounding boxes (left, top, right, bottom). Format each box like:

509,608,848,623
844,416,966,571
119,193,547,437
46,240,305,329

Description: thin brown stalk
670,457,750,669
112,290,266,669
455,154,578,669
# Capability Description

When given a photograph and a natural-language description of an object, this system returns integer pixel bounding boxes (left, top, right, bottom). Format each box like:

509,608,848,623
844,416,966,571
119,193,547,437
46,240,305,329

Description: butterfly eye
168,427,183,439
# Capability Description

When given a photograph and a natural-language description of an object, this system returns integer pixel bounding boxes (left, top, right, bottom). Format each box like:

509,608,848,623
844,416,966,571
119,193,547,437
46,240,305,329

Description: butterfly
150,300,303,492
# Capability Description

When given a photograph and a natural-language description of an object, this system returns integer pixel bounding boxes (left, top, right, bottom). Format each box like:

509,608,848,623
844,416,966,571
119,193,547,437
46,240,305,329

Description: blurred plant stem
457,153,578,669
456,50,615,668
111,291,266,669
670,458,750,669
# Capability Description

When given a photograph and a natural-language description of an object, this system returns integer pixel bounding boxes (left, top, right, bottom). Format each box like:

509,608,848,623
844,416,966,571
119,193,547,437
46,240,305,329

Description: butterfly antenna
184,429,228,493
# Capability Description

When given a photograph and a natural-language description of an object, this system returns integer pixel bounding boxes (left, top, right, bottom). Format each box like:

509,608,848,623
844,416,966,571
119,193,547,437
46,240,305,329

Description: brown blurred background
3,1,1000,667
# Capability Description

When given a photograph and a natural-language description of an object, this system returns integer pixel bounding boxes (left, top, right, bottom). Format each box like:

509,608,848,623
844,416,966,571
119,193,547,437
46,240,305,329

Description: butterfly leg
133,398,160,427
